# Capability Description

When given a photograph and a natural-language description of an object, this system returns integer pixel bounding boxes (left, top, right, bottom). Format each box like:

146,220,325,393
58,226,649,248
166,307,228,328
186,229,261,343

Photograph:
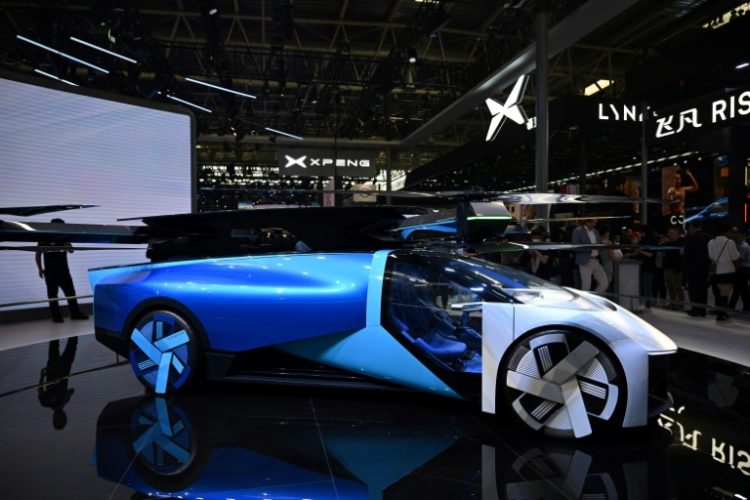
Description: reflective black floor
0,334,748,500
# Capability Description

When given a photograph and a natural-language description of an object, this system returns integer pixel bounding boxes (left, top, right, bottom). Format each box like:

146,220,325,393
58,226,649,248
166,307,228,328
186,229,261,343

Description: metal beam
398,0,642,149
535,8,549,194
197,134,460,148
154,35,472,63
6,2,483,38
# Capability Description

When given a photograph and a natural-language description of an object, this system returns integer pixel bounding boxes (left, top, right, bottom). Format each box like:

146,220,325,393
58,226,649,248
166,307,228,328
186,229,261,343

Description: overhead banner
277,149,376,177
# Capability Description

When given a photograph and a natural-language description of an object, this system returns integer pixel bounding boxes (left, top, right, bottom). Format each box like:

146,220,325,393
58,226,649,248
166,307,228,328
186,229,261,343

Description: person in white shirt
707,223,740,321
571,219,609,293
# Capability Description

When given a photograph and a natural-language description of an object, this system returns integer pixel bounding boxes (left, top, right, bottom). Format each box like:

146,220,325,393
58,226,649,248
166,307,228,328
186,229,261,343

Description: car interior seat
388,266,467,360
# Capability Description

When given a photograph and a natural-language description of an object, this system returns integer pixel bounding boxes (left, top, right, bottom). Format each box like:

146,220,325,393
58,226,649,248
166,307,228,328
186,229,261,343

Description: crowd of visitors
503,219,750,321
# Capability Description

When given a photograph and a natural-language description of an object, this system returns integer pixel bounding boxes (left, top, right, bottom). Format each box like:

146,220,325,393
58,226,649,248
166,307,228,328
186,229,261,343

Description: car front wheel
501,330,625,439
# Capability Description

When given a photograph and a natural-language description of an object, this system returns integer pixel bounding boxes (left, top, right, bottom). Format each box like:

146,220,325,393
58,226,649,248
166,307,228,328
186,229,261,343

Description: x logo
485,75,529,142
284,155,307,168
131,321,189,395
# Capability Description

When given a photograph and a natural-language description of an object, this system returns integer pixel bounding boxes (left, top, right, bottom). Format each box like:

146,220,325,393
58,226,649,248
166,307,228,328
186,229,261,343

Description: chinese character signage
651,87,750,140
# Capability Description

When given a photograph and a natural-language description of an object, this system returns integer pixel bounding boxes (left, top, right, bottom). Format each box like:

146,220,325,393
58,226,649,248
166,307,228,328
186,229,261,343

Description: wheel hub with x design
504,332,621,438
130,310,193,394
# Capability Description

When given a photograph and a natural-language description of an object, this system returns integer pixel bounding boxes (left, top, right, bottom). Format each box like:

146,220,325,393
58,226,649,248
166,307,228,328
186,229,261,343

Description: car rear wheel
501,330,625,439
129,310,201,395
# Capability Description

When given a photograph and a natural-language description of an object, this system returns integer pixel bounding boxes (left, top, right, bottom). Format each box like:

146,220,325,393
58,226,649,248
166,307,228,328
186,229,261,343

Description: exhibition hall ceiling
0,0,744,182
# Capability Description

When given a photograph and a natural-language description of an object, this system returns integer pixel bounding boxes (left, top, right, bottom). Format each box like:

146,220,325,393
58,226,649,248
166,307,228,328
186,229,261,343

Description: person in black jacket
662,226,685,310
34,218,88,323
683,220,712,316
520,227,555,280
624,229,656,310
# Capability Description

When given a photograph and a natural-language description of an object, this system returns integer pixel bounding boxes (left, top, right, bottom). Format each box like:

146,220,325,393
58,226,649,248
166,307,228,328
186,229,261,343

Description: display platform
0,332,748,499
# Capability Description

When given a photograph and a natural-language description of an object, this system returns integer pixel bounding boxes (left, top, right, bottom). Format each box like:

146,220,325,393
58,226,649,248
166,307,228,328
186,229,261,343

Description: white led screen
0,75,193,311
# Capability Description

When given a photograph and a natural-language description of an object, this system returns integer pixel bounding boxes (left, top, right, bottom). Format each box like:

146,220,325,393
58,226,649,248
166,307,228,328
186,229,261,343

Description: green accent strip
466,216,513,221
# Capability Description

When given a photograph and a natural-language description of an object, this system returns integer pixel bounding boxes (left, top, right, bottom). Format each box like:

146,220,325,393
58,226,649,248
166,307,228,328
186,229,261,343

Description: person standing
729,230,750,312
34,218,89,323
662,226,685,310
707,223,740,321
599,226,623,292
624,229,656,311
683,220,712,317
521,227,554,280
572,218,609,293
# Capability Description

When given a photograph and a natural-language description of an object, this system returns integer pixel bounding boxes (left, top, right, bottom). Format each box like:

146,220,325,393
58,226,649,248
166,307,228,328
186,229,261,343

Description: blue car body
91,250,474,398
91,253,373,352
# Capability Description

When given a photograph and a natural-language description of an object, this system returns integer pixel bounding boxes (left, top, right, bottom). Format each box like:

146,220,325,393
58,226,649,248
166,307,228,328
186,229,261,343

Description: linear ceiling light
185,77,257,100
583,79,613,96
165,94,212,113
69,36,138,64
264,127,303,141
17,35,109,74
33,68,78,86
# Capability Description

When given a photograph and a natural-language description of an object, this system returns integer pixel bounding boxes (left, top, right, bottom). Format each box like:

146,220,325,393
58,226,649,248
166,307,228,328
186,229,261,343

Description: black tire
499,329,626,439
128,309,202,395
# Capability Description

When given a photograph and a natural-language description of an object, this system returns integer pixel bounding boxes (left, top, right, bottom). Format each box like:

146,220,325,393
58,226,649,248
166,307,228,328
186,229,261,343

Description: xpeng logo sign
284,155,307,168
485,75,536,142
278,149,376,176
283,155,371,169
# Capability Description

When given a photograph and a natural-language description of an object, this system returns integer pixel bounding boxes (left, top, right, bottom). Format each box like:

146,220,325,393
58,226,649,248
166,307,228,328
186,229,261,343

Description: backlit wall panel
0,76,193,311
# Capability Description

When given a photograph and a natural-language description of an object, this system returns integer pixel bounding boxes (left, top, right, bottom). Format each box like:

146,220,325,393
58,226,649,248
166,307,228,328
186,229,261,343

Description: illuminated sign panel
277,149,376,176
653,89,750,139
484,75,536,142
597,102,643,122
591,88,750,140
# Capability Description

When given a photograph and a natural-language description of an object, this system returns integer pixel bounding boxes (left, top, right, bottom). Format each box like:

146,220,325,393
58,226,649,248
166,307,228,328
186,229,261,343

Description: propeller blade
1,245,144,252
494,193,668,205
473,242,683,253
0,204,98,217
521,215,632,223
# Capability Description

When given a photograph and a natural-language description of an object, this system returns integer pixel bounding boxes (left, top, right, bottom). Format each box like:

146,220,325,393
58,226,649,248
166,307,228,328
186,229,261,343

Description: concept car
91,248,677,439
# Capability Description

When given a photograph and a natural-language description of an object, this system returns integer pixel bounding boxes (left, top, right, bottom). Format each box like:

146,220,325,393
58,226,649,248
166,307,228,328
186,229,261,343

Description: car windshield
389,251,576,304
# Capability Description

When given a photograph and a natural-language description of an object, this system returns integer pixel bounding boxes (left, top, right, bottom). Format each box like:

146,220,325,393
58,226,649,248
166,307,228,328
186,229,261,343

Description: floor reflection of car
94,392,674,500
92,249,677,439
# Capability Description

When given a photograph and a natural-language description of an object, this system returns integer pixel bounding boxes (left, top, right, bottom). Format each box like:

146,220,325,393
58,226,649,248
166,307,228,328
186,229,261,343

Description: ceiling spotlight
408,48,418,64
209,8,218,15
583,79,614,96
